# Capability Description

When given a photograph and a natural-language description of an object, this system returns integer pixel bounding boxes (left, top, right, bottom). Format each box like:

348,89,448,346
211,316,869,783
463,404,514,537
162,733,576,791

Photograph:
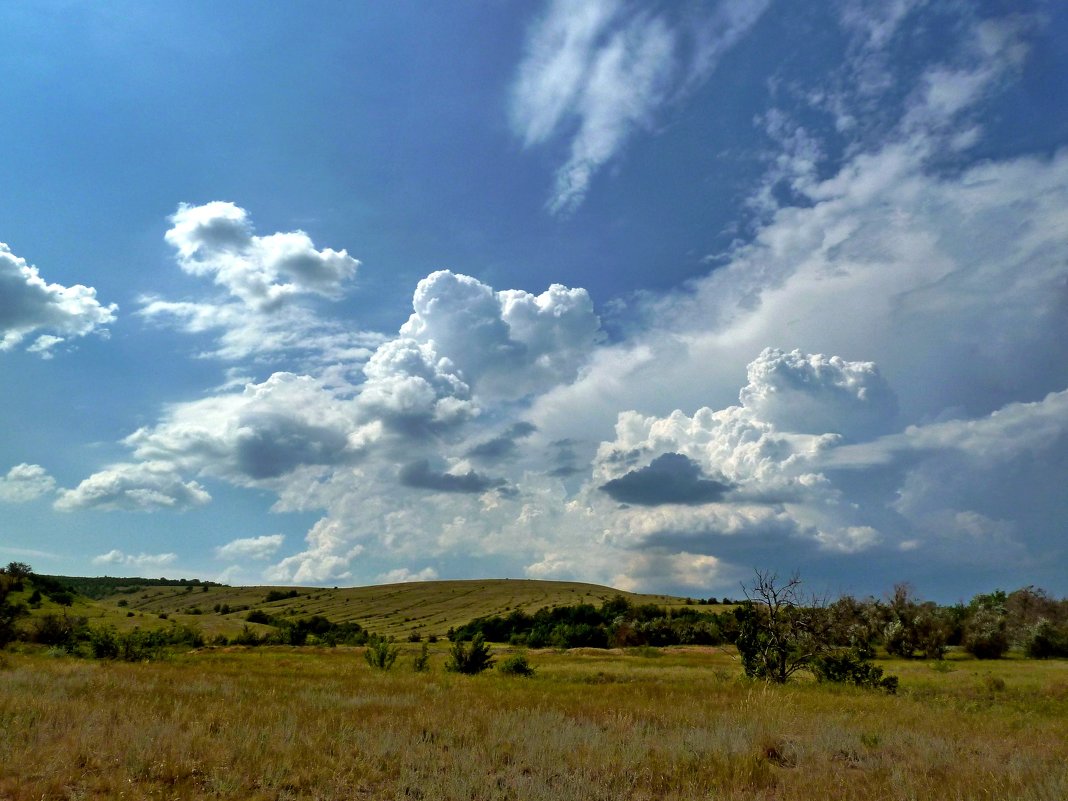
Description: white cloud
48,7,1068,596
214,534,284,561
55,462,211,512
141,202,371,361
263,518,363,584
0,461,56,504
376,566,439,584
511,0,769,213
357,337,476,436
399,270,600,400
0,463,56,503
611,551,723,593
125,371,362,483
0,242,116,354
164,201,359,309
91,549,178,570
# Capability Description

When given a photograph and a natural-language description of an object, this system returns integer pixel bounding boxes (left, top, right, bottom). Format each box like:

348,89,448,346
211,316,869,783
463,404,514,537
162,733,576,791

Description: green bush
497,652,535,677
412,641,431,672
1024,619,1068,658
30,613,86,650
364,637,399,671
963,608,1009,659
88,626,121,659
264,589,300,603
446,633,493,674
813,649,897,693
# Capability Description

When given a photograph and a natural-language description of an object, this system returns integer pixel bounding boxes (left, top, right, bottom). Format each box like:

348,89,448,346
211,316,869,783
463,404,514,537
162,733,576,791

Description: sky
2,0,1067,601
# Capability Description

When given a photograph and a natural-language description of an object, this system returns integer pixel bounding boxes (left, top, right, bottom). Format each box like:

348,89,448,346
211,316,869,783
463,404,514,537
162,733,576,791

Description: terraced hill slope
83,579,699,638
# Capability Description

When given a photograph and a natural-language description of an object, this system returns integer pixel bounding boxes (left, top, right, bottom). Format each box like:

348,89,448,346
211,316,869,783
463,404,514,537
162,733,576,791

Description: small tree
734,570,897,690
879,584,949,659
412,641,431,672
735,571,827,683
446,632,493,674
962,607,1009,659
364,636,400,671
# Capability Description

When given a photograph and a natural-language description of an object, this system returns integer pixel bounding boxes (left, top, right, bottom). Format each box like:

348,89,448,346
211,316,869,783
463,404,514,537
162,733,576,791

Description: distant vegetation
4,563,1068,673
35,573,224,600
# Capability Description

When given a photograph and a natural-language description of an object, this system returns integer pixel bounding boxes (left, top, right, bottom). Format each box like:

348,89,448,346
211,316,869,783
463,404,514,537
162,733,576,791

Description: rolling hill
26,577,707,639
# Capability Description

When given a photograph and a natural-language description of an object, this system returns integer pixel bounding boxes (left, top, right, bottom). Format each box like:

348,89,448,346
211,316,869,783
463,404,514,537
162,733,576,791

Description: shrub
813,649,897,693
264,589,300,603
497,652,535,677
407,630,422,642
88,626,121,659
365,637,399,671
30,613,86,650
446,633,493,674
1024,619,1068,659
246,610,270,624
412,641,431,672
963,608,1010,659
231,625,262,646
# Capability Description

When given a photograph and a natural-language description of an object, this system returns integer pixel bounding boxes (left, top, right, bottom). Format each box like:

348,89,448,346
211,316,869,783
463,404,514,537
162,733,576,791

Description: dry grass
1,645,1065,800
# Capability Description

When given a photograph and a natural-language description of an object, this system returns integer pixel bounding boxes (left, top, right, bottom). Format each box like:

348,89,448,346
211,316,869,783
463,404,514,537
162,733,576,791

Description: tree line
448,574,1068,661
4,563,1068,678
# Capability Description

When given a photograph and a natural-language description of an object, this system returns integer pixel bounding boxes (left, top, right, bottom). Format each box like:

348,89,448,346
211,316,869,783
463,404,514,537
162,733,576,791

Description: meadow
2,643,1066,801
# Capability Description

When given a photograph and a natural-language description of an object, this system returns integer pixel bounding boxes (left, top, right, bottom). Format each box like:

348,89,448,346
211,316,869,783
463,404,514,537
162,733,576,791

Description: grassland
42,579,694,639
1,643,1066,800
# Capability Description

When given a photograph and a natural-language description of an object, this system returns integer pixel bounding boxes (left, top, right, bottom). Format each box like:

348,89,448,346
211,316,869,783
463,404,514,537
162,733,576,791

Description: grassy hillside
30,578,700,639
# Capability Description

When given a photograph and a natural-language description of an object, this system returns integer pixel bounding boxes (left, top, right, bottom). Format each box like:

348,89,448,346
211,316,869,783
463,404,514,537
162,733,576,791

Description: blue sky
2,0,1067,600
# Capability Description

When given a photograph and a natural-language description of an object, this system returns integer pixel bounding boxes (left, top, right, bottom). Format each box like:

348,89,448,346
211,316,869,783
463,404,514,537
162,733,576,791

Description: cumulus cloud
164,201,359,309
91,550,178,570
0,463,56,503
55,462,211,512
610,550,724,594
398,460,504,494
214,534,285,561
263,517,364,584
511,0,770,213
467,422,538,460
400,271,600,400
51,6,1067,596
0,242,116,354
739,349,897,439
358,337,476,437
141,202,371,361
600,452,732,506
123,372,361,484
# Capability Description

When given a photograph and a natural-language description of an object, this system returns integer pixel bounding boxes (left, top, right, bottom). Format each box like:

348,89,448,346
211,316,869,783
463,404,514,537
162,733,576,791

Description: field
38,579,694,639
2,644,1066,801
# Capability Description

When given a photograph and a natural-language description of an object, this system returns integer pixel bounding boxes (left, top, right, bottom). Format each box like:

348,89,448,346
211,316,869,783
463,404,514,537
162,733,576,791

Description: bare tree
735,570,829,683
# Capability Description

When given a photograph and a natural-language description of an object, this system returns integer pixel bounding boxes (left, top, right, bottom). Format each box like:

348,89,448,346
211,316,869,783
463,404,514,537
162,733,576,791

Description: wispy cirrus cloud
511,0,770,214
